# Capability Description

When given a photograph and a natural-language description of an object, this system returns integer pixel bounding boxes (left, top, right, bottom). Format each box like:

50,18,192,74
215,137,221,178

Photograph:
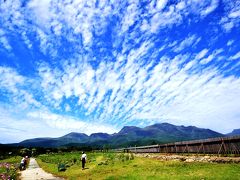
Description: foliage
0,156,21,180
19,148,31,157
38,151,95,171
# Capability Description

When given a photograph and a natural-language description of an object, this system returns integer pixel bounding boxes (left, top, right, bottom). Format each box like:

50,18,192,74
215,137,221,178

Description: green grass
0,156,22,164
37,152,240,180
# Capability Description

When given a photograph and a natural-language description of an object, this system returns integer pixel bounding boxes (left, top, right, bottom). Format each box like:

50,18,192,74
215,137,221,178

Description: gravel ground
134,153,240,163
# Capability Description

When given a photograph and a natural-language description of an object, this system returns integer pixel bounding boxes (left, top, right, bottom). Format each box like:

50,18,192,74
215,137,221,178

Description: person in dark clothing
24,156,28,168
81,152,87,170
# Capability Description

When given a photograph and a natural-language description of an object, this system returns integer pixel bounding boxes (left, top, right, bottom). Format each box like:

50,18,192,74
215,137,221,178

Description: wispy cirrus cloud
0,30,12,51
0,66,41,109
220,0,240,32
0,0,240,143
0,0,225,55
173,35,201,53
34,46,240,133
229,51,240,60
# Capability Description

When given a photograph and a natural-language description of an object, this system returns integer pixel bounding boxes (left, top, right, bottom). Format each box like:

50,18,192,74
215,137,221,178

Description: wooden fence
113,136,240,155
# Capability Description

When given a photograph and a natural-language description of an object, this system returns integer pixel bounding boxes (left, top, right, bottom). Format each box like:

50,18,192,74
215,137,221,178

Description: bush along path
20,158,64,180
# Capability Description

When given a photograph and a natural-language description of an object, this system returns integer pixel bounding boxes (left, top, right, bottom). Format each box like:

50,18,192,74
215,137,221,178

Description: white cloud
131,70,240,133
176,1,186,11
150,5,183,33
0,0,116,53
0,106,70,143
199,49,223,64
229,9,240,18
0,0,240,143
227,40,234,46
156,0,168,11
200,54,214,64
222,21,234,32
0,66,41,110
65,104,71,112
229,51,240,60
0,0,235,55
173,35,199,52
27,111,117,135
121,1,139,32
34,46,240,134
21,31,33,49
28,0,53,26
200,0,219,17
0,66,25,93
0,103,118,143
220,0,240,32
195,48,209,60
0,29,12,51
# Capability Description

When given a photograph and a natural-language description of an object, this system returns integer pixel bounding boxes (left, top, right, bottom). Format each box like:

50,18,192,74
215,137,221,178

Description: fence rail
112,136,240,155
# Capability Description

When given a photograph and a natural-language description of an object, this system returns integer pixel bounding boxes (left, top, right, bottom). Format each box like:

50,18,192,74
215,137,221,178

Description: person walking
81,152,87,170
20,157,26,170
24,156,28,168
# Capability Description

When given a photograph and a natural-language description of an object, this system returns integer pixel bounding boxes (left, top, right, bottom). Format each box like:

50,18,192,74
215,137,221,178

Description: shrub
130,153,134,160
0,162,18,180
125,154,130,161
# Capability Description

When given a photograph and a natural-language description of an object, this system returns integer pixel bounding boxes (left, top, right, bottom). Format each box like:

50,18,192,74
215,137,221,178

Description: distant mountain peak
227,129,240,136
61,132,88,139
118,126,142,134
90,133,111,138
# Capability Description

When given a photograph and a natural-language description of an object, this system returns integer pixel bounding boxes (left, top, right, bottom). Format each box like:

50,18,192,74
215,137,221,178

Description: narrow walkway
20,158,64,180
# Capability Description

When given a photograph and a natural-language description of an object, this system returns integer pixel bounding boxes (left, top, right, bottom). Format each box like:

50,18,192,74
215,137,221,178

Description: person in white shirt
81,152,87,170
20,157,26,170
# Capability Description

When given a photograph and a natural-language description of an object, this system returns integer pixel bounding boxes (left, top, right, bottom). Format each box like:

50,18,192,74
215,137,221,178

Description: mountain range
14,123,240,149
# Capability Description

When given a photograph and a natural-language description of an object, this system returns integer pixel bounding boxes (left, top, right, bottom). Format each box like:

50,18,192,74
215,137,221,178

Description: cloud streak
34,47,240,133
0,0,239,142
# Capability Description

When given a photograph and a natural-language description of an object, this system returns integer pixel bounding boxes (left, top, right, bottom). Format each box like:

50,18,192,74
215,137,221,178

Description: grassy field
36,152,240,180
0,156,21,179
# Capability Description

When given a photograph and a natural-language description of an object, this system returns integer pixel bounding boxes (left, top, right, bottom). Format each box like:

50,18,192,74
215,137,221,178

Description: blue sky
0,0,240,143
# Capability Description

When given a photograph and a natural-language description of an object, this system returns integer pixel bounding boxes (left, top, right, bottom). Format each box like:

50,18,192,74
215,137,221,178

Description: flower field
0,156,21,180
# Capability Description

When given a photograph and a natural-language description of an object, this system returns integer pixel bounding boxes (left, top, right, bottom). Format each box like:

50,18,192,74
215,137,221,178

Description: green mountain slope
16,123,224,148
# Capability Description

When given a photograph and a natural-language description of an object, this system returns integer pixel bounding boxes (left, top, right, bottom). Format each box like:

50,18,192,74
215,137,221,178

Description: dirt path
20,158,64,180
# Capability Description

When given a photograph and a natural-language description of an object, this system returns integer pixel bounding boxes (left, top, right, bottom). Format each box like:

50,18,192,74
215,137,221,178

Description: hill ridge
16,123,228,148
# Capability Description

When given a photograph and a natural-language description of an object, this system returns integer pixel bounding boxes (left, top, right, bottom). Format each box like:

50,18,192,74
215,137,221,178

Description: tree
31,148,37,157
20,148,31,157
